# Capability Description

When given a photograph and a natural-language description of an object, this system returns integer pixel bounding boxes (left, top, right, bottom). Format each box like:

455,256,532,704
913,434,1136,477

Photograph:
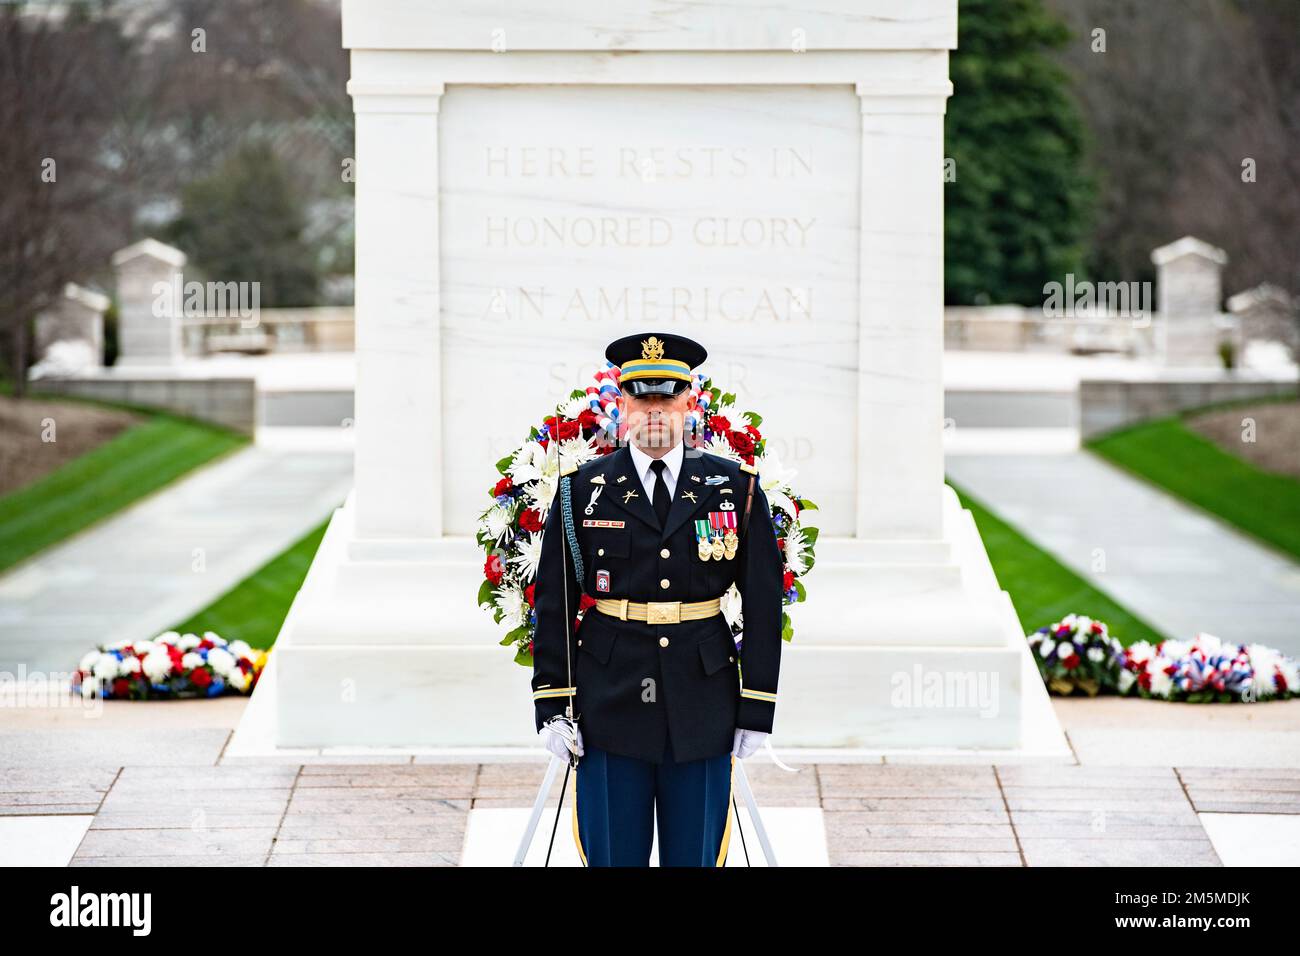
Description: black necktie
649,459,671,527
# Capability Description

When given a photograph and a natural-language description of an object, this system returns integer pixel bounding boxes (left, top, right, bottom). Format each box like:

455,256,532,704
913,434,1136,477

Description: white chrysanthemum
558,394,589,420
482,502,517,544
177,632,202,651
181,651,204,670
142,650,173,682
227,667,250,692
509,531,544,581
1073,615,1093,636
207,647,236,677
701,431,744,464
78,649,100,672
1116,669,1136,693
228,639,252,659
1148,667,1174,698
1057,641,1075,660
91,656,117,680
494,583,528,631
1087,646,1105,662
154,630,181,646
1161,638,1191,660
79,678,100,699
783,523,810,576
120,656,142,676
1039,638,1056,659
203,630,227,647
555,435,599,476
1125,640,1155,665
133,640,155,656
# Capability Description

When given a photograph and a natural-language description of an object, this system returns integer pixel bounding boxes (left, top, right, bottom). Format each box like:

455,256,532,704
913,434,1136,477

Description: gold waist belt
594,597,722,625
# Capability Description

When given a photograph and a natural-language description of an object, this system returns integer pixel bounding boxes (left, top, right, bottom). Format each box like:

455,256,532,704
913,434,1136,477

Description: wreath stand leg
512,753,567,866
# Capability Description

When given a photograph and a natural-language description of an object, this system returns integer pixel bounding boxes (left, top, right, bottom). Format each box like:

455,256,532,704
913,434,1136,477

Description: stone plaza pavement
1,691,1298,867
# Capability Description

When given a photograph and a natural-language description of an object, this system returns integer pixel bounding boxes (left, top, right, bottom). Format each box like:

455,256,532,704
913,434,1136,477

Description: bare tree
0,3,129,397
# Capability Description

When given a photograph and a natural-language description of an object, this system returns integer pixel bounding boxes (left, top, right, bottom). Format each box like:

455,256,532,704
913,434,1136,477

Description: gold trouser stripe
593,597,721,622
572,764,587,866
715,755,734,867
740,688,777,702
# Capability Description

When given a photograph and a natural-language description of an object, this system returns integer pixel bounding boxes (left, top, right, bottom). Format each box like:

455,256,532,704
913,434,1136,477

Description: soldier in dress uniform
531,331,785,867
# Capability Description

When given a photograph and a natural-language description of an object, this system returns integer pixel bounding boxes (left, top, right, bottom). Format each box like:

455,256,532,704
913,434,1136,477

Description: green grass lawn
1087,415,1300,562
947,478,1169,647
170,517,331,649
0,412,247,573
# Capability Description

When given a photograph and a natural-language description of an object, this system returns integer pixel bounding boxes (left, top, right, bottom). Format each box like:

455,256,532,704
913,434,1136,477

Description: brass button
598,548,605,556
660,547,670,558
660,578,670,589
659,637,669,648
578,639,583,646
729,655,735,662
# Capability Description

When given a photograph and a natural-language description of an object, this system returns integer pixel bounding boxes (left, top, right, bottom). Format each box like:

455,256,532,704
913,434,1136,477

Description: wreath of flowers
71,631,267,700
1028,612,1299,702
476,361,818,665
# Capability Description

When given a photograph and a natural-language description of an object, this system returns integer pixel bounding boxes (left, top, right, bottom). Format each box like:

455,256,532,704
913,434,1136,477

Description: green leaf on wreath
792,579,806,601
495,453,514,474
797,498,818,511
800,526,819,545
514,646,534,666
477,579,496,607
746,411,762,427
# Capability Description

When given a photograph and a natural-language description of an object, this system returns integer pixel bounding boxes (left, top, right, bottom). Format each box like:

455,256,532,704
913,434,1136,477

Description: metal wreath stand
513,470,778,867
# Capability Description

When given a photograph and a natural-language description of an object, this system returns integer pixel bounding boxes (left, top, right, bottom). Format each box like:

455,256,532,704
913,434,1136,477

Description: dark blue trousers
572,735,733,867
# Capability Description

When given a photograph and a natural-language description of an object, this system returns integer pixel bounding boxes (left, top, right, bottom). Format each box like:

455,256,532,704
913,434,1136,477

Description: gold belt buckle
645,601,681,625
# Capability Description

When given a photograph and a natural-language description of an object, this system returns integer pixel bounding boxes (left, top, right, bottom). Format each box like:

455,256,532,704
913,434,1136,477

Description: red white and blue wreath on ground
476,363,818,665
71,631,268,700
1028,613,1299,703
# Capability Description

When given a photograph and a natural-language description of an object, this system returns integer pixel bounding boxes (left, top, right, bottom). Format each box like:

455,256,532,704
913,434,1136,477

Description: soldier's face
620,385,696,451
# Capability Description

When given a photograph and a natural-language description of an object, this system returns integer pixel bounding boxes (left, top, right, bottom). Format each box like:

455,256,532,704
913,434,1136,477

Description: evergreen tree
166,140,321,307
945,0,1093,305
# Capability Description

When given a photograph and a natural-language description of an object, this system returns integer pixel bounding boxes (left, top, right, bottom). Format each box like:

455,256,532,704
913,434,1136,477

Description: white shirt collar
628,437,683,487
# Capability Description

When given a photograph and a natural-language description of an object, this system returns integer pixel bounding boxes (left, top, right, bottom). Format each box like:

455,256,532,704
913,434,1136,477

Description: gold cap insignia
641,336,666,361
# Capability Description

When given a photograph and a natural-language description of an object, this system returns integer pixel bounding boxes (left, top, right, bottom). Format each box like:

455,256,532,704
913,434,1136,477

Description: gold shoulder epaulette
560,461,577,477
739,461,759,475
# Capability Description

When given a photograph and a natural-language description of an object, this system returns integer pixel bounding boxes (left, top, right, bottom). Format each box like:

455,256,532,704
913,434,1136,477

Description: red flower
544,415,581,442
1061,654,1080,671
528,640,534,655
519,508,544,533
577,407,601,432
484,554,505,585
189,667,212,688
525,583,536,608
112,677,130,697
728,429,755,457
783,570,795,590
493,476,514,497
711,415,732,434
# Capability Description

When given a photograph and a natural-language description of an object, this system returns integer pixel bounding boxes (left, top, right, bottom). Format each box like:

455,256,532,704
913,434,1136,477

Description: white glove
540,716,584,762
732,728,768,759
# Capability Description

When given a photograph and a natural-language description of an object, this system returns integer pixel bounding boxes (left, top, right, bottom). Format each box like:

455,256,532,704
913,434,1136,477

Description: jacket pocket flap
698,630,737,676
578,622,616,665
